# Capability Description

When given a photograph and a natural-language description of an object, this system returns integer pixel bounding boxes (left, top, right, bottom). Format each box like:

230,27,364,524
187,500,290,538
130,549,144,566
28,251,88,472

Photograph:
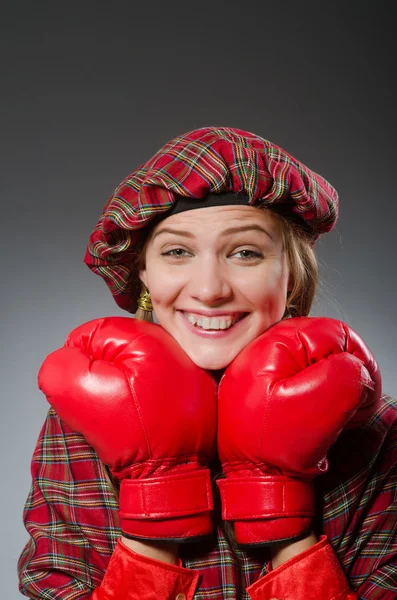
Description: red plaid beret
84,127,339,313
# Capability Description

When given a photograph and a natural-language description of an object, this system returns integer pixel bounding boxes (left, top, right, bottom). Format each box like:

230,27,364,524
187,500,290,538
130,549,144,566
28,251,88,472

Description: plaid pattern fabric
19,397,397,599
83,127,339,313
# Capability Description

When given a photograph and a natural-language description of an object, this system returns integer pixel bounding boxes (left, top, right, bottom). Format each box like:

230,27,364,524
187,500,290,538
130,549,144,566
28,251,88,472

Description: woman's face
139,205,292,370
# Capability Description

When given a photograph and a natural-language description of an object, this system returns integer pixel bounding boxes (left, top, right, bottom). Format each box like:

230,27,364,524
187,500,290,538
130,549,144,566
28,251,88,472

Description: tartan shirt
18,395,397,600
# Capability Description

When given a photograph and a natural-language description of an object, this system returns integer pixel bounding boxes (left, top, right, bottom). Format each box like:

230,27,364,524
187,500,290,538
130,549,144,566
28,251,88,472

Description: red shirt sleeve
92,540,199,600
246,536,357,600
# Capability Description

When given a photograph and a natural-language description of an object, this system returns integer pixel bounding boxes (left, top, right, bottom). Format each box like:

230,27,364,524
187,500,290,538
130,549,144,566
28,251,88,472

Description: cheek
145,268,184,307
242,263,290,308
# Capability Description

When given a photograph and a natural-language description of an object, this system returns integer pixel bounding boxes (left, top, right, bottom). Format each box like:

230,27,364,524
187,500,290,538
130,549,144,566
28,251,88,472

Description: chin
184,349,238,371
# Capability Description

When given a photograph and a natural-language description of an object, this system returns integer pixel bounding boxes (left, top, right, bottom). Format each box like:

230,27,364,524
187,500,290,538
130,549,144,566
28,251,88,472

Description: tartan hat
84,127,339,313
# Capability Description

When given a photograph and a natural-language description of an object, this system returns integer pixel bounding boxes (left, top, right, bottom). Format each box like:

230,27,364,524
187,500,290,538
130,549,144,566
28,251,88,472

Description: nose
188,257,233,305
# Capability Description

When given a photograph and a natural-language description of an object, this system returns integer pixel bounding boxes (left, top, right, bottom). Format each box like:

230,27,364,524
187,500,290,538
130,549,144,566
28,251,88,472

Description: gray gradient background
1,1,396,597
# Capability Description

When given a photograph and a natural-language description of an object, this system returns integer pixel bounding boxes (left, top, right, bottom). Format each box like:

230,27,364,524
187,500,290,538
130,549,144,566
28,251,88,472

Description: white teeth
186,314,197,326
183,312,240,330
200,317,211,330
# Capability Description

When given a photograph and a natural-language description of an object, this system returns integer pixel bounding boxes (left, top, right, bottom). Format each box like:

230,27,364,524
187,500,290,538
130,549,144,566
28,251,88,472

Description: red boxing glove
38,317,217,543
217,317,381,546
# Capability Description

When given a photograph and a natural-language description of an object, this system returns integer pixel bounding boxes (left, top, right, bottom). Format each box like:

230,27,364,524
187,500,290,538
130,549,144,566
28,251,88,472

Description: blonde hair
276,213,319,319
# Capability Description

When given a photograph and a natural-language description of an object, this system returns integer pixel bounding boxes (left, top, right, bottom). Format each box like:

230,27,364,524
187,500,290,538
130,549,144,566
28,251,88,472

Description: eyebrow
152,224,274,241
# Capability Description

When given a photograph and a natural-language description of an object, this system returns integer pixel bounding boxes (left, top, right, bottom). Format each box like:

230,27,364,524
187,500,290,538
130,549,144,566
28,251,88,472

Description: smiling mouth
182,311,248,331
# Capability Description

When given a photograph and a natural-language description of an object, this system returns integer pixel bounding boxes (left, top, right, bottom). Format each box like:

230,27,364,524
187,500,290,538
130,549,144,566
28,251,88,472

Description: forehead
151,204,282,235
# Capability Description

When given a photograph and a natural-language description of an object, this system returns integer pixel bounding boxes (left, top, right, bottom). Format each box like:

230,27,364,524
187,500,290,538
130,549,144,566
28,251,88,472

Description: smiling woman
138,202,318,370
18,127,396,600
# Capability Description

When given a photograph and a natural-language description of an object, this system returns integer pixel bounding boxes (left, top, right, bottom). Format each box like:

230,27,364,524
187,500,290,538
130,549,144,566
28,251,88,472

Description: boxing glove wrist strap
217,476,315,520
119,469,213,520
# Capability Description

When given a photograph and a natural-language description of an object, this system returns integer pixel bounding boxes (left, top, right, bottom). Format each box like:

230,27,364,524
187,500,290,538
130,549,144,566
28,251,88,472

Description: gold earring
135,287,154,323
